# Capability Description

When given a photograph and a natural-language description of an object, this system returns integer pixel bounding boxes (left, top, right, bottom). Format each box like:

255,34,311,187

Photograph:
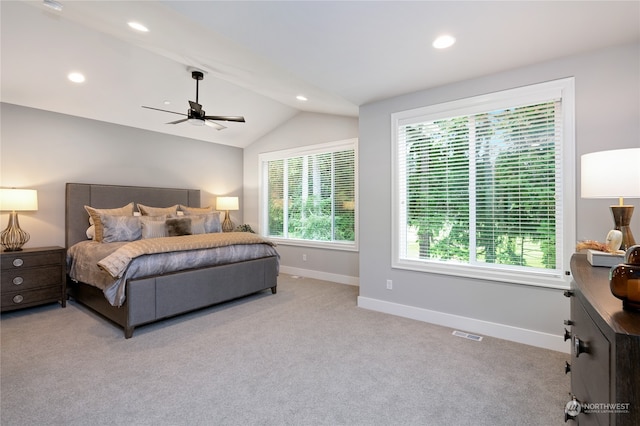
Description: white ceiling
2,1,639,148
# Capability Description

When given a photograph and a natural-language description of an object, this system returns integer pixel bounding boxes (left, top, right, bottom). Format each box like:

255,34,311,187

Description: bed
65,183,278,338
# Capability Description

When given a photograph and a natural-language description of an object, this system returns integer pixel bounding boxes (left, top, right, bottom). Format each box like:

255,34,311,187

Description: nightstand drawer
1,265,64,291
1,251,63,269
1,286,62,309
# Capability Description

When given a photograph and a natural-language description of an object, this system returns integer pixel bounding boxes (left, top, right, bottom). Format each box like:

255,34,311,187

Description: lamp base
610,205,635,251
221,210,234,233
1,212,30,251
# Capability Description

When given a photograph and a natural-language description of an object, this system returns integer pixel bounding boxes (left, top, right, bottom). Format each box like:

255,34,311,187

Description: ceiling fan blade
167,118,189,125
189,101,202,113
146,72,245,129
203,115,245,123
205,120,227,131
142,105,187,116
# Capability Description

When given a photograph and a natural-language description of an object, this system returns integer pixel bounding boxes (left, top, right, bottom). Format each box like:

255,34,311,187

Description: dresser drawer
1,251,63,269
1,265,64,291
571,297,610,425
1,286,62,310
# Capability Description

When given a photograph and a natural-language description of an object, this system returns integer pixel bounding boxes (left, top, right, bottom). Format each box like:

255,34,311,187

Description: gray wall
243,111,360,283
358,42,640,351
0,103,244,249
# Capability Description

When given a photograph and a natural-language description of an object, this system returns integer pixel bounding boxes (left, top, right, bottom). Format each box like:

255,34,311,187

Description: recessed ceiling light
128,22,149,32
43,0,63,12
296,95,308,102
68,72,85,83
433,35,456,49
163,100,171,105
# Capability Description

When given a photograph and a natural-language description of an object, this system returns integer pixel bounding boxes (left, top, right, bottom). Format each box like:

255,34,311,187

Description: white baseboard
279,266,359,286
357,296,570,353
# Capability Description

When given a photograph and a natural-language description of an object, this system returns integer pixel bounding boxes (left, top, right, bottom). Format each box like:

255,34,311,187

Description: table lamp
581,148,640,251
216,196,239,232
0,188,38,251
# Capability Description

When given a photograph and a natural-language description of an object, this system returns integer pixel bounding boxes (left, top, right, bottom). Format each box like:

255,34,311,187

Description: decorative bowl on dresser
1,246,66,311
564,253,640,425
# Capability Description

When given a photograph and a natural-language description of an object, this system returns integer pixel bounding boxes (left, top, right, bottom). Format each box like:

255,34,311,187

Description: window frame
258,138,358,252
391,79,575,289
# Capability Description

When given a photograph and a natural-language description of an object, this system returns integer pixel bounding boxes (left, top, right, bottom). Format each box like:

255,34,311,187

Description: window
259,139,357,250
392,79,575,288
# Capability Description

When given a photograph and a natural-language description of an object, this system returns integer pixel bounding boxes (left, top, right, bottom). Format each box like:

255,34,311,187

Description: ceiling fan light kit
142,70,245,130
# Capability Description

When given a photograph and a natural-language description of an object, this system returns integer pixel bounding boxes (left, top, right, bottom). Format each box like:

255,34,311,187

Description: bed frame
65,183,278,338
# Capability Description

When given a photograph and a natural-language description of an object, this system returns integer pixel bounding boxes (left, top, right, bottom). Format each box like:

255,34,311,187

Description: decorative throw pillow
189,216,206,235
179,205,214,215
84,202,135,242
140,215,167,239
166,217,192,236
137,204,178,216
101,214,142,243
194,213,222,233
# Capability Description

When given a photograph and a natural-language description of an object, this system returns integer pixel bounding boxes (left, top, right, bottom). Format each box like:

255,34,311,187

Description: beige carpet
1,274,569,425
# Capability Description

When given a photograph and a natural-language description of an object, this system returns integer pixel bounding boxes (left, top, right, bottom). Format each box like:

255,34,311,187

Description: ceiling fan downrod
192,70,204,105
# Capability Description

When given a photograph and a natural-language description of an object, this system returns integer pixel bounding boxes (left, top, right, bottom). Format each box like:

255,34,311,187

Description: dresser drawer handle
12,294,24,304
574,335,588,358
12,276,24,285
12,258,24,267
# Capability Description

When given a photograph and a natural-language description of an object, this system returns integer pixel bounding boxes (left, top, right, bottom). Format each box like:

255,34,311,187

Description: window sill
268,237,358,252
392,258,570,289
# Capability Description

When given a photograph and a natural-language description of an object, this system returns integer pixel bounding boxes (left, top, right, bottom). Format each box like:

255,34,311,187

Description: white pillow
86,225,95,240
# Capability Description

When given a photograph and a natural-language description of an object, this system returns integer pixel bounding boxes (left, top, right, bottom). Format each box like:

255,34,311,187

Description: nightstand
1,246,66,312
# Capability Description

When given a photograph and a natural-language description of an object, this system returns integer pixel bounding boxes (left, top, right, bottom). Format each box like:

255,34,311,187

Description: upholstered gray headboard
65,183,200,248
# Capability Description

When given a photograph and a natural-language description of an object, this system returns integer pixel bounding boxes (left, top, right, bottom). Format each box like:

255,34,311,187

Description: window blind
261,141,356,246
396,97,564,273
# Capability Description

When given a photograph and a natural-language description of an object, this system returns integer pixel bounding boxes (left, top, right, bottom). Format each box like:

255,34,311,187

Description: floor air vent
452,330,483,341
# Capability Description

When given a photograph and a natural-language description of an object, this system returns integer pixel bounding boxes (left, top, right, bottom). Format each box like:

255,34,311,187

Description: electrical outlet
386,279,393,290
302,254,307,261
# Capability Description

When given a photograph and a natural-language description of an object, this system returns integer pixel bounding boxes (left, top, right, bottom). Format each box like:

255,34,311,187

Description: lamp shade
216,196,239,211
0,189,38,211
581,148,640,199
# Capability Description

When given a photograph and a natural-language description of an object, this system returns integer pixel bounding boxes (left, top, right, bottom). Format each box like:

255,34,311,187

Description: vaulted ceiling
2,1,638,148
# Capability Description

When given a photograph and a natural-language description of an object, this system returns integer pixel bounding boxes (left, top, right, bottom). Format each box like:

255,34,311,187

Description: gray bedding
68,239,279,307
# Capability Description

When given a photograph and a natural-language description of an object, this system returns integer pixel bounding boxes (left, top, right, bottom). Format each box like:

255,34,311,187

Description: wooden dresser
565,254,640,425
1,246,66,311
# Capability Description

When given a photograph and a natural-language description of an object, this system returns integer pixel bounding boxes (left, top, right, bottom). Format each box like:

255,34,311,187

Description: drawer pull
573,335,588,357
12,258,24,267
564,319,573,326
563,328,571,342
564,361,571,374
12,276,24,285
12,294,24,304
563,290,574,298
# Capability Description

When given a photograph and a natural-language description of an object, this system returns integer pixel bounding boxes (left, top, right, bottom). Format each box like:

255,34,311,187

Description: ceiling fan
142,70,245,131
